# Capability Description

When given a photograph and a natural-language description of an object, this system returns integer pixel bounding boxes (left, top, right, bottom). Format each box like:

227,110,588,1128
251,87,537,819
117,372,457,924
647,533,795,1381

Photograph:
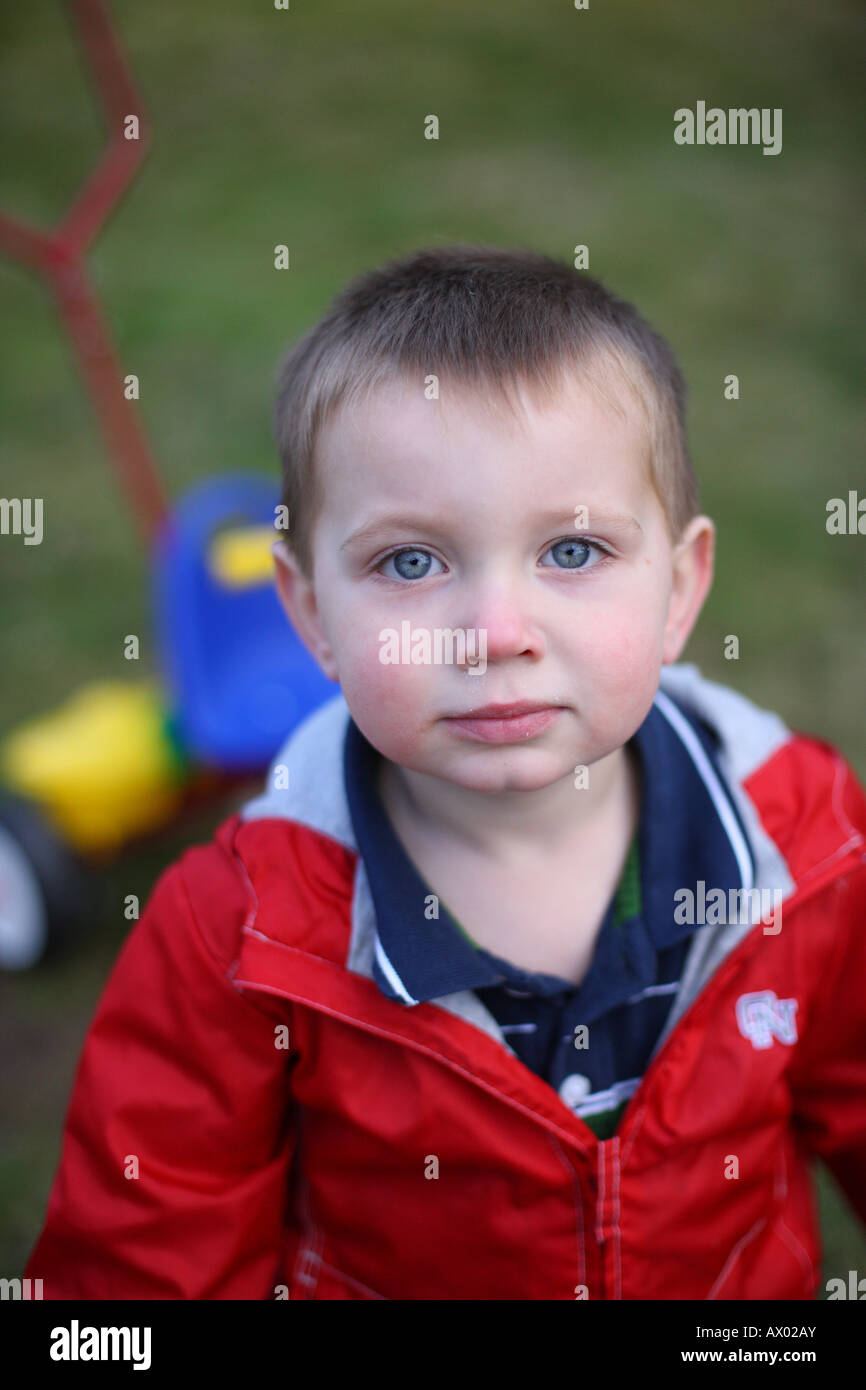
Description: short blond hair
273,245,699,577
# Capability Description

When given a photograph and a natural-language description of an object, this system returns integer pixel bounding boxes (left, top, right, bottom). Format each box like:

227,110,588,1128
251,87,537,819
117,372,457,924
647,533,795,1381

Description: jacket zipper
234,841,863,1301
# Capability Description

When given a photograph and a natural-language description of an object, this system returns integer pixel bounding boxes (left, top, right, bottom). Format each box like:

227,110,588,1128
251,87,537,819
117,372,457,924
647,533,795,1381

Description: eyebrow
340,508,643,551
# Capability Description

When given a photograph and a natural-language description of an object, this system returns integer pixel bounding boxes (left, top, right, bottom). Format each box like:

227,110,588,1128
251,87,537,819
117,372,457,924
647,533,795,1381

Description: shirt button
558,1073,592,1109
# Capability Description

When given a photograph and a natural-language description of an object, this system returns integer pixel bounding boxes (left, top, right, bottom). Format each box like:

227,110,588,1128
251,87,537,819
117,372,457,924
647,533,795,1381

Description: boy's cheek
338,643,437,736
566,609,663,680
565,621,666,732
343,686,439,769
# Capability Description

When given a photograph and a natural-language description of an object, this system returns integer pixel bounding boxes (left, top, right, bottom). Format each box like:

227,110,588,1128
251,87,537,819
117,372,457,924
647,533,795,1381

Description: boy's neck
378,740,641,863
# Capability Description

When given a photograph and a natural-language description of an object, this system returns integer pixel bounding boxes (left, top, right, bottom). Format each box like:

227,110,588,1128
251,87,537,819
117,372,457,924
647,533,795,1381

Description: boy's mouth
442,702,563,744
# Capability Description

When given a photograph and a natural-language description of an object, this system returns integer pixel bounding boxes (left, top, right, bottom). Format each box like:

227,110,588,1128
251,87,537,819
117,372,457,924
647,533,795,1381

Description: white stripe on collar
653,688,755,895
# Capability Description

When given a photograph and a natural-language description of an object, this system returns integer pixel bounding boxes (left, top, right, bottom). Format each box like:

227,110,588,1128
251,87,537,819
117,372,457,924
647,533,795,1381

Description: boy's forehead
319,368,649,482
313,369,654,538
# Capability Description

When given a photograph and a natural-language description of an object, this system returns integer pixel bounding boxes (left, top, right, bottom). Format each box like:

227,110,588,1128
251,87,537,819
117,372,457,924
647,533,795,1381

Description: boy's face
274,371,714,795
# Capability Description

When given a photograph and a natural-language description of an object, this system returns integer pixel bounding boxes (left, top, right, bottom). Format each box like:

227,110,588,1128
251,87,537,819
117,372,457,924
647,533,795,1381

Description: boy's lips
447,700,556,719
442,701,563,743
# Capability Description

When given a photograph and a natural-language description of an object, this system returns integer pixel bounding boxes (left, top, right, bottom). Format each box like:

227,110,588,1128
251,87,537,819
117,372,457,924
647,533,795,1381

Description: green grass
1,0,864,1288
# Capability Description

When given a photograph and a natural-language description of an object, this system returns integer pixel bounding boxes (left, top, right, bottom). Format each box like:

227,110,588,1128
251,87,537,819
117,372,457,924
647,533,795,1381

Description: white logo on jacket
735,991,798,1050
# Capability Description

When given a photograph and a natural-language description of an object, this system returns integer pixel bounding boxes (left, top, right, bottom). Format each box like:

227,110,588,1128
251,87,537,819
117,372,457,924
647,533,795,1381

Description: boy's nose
455,584,545,664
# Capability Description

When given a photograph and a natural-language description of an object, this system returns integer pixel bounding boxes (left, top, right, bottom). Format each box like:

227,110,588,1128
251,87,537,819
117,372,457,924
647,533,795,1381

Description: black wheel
0,792,94,970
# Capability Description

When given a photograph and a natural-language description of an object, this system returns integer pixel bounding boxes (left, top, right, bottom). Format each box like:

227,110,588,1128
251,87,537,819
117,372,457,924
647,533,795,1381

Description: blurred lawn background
1,0,864,1290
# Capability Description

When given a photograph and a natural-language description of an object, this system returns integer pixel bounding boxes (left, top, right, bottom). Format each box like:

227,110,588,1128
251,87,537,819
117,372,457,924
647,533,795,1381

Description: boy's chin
429,749,579,795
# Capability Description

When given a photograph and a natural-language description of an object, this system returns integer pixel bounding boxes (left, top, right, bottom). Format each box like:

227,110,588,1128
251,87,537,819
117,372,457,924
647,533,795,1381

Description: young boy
25,246,866,1300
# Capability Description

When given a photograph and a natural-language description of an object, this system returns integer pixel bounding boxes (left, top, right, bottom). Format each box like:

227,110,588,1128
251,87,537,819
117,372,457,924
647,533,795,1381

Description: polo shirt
342,691,756,1139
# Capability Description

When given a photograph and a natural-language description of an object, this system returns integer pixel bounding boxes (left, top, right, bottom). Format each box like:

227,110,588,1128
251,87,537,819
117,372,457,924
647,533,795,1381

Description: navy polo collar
343,690,755,1010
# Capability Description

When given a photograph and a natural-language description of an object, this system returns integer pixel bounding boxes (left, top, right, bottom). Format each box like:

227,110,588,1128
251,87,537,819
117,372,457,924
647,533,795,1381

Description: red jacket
24,664,866,1299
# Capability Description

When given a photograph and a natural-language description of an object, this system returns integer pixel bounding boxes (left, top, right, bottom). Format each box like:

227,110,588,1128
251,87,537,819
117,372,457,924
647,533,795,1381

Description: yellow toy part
0,681,187,855
207,525,278,587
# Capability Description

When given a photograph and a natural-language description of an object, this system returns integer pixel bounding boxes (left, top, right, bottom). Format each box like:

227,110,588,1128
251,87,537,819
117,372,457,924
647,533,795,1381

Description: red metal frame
0,0,167,546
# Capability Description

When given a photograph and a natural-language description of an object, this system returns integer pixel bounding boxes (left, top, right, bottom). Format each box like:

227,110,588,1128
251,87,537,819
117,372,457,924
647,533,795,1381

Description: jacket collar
342,693,757,1009
239,664,800,1049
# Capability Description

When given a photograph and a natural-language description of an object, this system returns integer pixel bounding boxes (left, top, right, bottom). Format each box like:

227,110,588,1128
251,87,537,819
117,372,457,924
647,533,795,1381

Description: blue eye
542,538,606,570
378,547,444,581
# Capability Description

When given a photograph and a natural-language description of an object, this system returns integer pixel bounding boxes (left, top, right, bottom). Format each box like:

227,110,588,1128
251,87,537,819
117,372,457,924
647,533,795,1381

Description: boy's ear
271,542,339,682
661,515,715,665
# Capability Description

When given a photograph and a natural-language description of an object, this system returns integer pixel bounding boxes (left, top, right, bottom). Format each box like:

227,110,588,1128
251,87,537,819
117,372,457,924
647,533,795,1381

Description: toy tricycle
0,0,333,969
0,474,335,970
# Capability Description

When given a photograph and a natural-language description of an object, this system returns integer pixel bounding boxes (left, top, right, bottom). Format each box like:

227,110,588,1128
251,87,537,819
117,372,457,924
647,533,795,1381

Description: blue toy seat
153,474,336,770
